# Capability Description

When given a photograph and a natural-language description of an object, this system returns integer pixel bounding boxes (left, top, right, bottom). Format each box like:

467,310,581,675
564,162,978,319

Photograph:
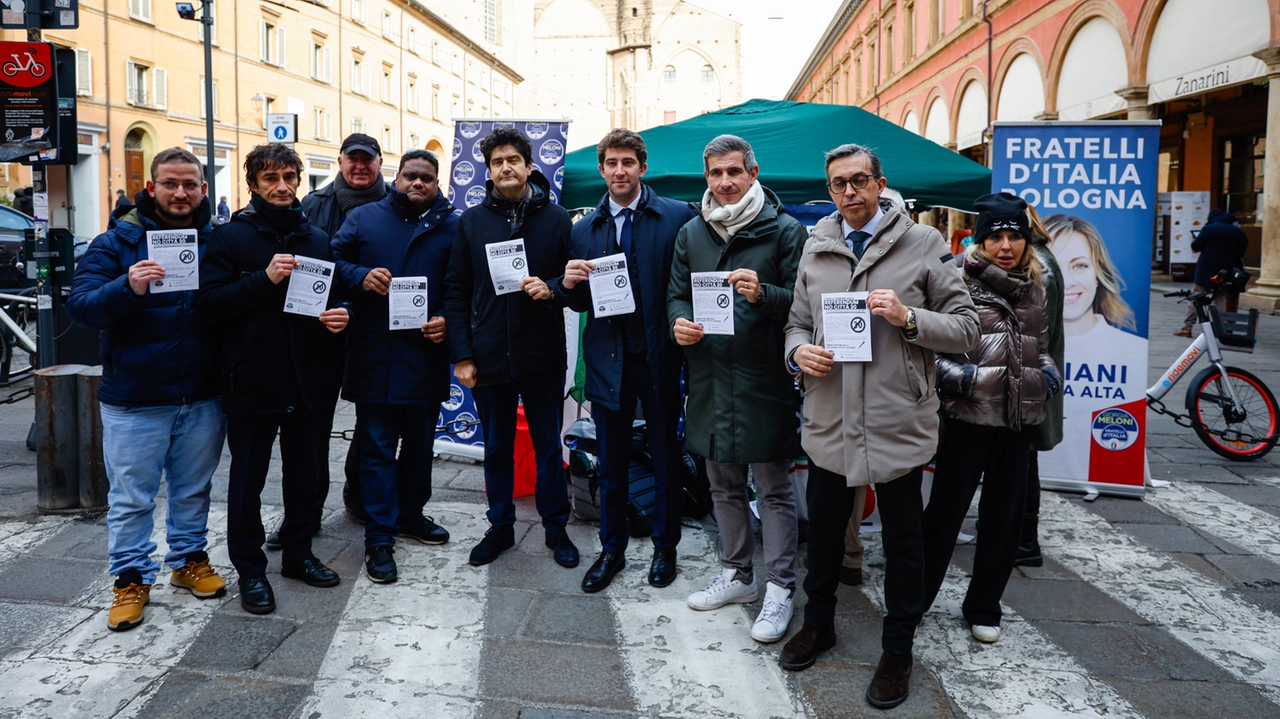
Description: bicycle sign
0,41,57,162
0,42,50,88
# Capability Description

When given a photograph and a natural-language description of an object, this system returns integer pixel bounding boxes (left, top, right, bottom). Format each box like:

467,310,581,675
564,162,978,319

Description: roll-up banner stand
436,118,571,462
992,121,1160,498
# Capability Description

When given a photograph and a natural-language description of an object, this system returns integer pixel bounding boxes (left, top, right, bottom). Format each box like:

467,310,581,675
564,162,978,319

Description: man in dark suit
559,129,697,593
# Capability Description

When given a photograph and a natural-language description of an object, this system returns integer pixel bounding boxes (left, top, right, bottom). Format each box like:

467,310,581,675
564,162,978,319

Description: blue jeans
357,403,435,548
101,398,226,585
594,355,682,553
472,373,570,531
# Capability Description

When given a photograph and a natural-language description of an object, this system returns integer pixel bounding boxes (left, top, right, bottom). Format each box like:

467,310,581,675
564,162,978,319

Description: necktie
618,208,633,256
846,230,870,259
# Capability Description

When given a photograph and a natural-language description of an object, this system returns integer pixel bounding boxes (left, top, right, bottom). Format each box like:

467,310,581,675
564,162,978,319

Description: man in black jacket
195,144,348,615
1177,208,1248,336
293,134,391,542
442,127,578,569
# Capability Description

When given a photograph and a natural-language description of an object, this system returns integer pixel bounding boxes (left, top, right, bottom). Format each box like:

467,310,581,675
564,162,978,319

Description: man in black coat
1177,208,1248,336
332,150,457,584
195,144,348,615
442,127,578,570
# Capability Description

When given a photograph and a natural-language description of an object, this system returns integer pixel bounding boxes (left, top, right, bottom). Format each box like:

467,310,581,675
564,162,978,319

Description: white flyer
389,276,429,331
822,292,872,362
283,256,334,318
486,239,529,295
587,253,635,318
145,229,199,293
691,271,734,336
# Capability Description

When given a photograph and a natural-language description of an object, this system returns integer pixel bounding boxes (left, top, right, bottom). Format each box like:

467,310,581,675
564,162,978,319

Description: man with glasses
68,148,227,631
782,143,978,709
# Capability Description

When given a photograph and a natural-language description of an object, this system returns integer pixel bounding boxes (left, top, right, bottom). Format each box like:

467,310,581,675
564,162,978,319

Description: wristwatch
752,284,768,307
903,307,919,338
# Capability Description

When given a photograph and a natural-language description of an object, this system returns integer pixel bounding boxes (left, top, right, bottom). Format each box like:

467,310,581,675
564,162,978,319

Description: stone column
1118,86,1153,120
1241,47,1280,314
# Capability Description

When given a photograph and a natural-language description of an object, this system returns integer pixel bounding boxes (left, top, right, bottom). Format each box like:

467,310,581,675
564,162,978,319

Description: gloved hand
1042,366,1061,399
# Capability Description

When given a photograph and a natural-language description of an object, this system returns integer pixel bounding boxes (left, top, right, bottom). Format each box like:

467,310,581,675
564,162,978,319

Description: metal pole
202,0,216,196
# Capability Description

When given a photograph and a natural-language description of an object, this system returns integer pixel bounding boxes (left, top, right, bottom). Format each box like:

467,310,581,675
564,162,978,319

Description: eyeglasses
156,180,201,193
826,174,877,193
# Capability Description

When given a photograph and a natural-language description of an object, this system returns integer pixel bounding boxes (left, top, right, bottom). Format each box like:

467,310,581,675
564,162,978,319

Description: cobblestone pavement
0,286,1277,718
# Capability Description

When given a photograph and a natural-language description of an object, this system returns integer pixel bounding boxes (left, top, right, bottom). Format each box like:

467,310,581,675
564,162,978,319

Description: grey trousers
843,485,868,570
706,459,799,590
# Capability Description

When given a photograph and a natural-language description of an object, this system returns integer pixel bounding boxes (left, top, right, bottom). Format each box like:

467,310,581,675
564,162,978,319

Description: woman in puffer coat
919,192,1061,645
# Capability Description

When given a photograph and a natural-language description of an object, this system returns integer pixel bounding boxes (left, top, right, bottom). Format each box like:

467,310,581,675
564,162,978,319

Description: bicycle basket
1209,306,1258,352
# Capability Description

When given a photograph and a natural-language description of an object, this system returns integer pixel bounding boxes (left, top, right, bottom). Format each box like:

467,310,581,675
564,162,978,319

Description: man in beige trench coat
779,143,979,710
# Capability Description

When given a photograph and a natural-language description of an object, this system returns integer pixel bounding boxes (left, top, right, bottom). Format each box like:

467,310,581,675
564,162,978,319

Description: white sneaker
751,582,794,643
686,568,758,611
971,624,1001,643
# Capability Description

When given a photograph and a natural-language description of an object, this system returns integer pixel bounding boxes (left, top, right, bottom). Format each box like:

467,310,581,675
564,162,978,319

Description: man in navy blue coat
442,127,578,571
559,129,698,593
1177,209,1249,336
67,148,227,631
332,149,456,584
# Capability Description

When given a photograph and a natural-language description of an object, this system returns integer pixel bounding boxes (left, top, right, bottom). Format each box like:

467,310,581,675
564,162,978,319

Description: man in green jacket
667,134,807,644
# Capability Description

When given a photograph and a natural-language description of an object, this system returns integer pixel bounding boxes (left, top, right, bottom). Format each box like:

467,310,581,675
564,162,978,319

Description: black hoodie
442,170,572,385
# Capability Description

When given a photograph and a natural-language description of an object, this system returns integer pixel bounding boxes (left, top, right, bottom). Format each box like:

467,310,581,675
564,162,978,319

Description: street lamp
177,0,216,200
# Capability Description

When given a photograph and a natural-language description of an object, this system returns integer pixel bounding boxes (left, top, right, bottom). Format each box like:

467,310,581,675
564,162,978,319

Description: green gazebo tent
560,99,992,211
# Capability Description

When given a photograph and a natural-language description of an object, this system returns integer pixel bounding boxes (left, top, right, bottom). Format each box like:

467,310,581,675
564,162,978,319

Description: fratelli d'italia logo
464,185,486,207
471,141,485,163
1091,408,1139,451
526,122,550,139
493,121,516,130
452,138,463,161
443,384,465,412
452,161,476,185
539,139,565,164
553,166,564,188
459,122,483,138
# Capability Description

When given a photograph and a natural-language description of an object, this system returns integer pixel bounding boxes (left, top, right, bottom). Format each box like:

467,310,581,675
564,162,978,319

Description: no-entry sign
0,41,56,162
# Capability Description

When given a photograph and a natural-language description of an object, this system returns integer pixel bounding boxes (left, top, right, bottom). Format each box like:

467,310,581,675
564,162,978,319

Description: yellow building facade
2,0,522,237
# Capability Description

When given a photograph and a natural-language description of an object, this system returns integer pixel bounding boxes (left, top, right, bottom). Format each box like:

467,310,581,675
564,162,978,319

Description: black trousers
921,417,1031,627
314,396,339,523
803,463,925,657
1021,451,1040,545
226,410,321,578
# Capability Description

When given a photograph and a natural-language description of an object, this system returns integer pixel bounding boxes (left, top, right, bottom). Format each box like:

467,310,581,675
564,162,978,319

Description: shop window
1221,135,1265,227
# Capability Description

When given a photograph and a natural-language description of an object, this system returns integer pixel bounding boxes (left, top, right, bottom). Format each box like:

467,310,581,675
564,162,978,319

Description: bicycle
2,50,47,78
1146,268,1277,460
0,287,37,385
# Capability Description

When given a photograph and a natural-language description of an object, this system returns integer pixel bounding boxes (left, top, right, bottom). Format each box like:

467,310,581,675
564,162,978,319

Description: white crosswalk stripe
298,502,492,719
859,532,1144,719
606,527,805,719
1145,480,1280,561
1039,490,1280,706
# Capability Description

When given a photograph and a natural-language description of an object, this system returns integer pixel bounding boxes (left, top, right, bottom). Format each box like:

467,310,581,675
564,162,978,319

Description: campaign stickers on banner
453,161,476,186
539,139,565,164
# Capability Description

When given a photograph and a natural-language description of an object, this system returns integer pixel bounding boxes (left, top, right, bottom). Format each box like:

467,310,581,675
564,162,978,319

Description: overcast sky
692,0,846,101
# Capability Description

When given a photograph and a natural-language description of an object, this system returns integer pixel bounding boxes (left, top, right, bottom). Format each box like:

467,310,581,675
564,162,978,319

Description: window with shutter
260,22,270,62
276,27,285,67
141,0,152,21
125,60,137,104
153,68,167,109
74,48,91,96
324,111,332,140
363,63,371,97
324,47,332,82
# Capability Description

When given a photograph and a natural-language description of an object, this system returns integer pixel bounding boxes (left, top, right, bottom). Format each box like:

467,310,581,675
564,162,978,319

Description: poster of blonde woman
992,122,1160,496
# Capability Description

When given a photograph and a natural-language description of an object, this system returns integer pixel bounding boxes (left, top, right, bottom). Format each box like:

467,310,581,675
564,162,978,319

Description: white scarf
701,181,765,241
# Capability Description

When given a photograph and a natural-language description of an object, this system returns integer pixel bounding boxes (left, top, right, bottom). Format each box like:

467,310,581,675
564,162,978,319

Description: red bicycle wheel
1186,366,1278,460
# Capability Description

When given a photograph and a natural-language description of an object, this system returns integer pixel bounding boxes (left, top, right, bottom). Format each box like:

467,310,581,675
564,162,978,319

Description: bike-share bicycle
1147,268,1277,460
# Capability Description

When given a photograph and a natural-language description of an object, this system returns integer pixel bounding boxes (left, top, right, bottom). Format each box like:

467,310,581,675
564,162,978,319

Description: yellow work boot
170,551,227,599
108,569,151,631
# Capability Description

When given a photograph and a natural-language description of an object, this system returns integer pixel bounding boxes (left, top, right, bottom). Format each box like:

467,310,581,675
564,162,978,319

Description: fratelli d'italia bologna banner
436,119,571,461
992,121,1160,498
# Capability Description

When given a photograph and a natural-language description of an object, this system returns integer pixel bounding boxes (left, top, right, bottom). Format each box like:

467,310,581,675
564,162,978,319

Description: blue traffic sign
273,125,288,140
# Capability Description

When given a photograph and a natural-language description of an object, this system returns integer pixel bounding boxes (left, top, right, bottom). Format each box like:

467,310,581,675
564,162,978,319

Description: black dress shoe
779,623,837,671
401,515,450,545
648,547,677,587
469,525,515,566
866,651,913,709
239,576,276,615
281,556,341,587
546,529,579,569
581,551,625,593
839,566,863,586
1013,541,1043,567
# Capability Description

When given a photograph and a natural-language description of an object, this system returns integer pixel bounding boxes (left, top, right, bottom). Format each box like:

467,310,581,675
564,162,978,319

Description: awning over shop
561,99,993,210
1144,0,1271,102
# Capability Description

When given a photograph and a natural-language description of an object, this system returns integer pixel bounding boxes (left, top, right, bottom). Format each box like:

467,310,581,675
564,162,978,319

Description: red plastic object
512,405,537,498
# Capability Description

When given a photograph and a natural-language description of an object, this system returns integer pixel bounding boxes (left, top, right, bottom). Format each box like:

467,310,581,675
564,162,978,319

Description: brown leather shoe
866,651,913,709
778,623,836,671
1173,327,1193,337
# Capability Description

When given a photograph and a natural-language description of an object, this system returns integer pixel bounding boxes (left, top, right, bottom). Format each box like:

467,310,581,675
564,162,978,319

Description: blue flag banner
992,121,1160,498
435,119,571,462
